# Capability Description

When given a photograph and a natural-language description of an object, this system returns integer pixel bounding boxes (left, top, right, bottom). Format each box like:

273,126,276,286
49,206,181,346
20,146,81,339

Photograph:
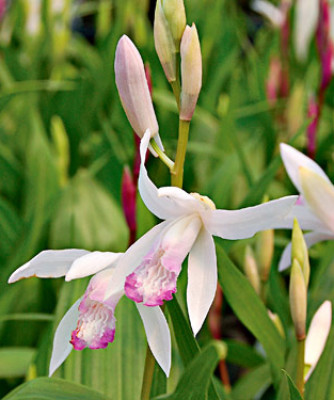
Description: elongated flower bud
154,1,177,82
291,218,310,287
180,24,202,121
244,246,261,295
115,35,159,139
268,310,285,338
162,0,186,47
290,258,307,340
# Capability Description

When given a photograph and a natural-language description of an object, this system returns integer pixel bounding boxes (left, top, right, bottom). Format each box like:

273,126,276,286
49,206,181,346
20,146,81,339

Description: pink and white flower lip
106,129,298,335
8,249,171,377
278,144,334,271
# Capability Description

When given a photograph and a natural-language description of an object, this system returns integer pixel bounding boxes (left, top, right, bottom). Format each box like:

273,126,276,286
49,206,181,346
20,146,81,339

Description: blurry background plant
0,0,333,399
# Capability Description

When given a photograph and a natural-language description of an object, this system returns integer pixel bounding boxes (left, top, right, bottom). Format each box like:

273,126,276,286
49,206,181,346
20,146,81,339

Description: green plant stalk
170,52,181,110
296,338,305,397
171,119,190,188
150,139,175,170
140,346,156,400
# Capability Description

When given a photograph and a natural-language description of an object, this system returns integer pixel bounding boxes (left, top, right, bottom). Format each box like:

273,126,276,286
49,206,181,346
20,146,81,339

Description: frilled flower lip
105,130,298,335
278,144,334,271
8,249,171,377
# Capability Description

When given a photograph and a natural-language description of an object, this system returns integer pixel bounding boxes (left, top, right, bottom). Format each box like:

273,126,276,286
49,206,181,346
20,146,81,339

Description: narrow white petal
278,232,334,271
305,301,332,381
300,168,334,234
104,220,171,299
49,298,81,376
8,249,89,283
65,251,123,281
139,130,197,220
136,303,171,376
205,196,298,240
251,0,285,27
280,144,330,193
187,229,217,336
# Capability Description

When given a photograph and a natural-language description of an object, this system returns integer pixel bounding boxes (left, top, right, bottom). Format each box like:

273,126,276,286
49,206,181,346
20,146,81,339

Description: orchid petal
300,167,334,233
139,130,198,220
280,144,330,193
251,0,285,27
136,303,171,376
49,298,81,376
204,196,298,240
65,251,123,281
278,232,334,271
105,220,171,298
187,228,217,336
8,249,89,283
305,301,332,381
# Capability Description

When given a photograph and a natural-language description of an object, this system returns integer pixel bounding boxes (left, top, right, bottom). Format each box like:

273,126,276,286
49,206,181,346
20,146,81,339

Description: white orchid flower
106,129,298,336
304,300,332,381
8,249,171,377
279,144,334,271
251,0,285,27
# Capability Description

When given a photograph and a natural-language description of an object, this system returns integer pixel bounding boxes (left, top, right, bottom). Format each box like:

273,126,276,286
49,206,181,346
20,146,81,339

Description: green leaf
156,342,225,400
231,363,271,400
216,243,286,384
282,370,303,400
2,377,109,400
0,347,35,378
224,339,264,368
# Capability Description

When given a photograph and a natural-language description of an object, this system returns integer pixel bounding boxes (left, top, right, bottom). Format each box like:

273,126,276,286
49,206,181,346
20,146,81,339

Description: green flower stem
296,338,305,397
170,52,181,110
171,119,190,188
150,139,175,170
140,346,156,400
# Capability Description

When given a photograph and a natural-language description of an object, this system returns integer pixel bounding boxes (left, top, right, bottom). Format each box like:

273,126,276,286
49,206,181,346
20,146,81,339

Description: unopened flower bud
180,24,202,121
115,35,159,139
244,246,261,295
268,310,285,338
161,0,186,47
289,258,307,340
291,218,310,287
154,0,177,82
304,300,332,381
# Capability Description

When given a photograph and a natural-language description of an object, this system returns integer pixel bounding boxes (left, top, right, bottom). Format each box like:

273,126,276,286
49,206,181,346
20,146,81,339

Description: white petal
305,301,332,381
251,0,285,27
294,0,319,62
300,167,334,234
104,220,171,298
187,228,217,336
8,249,89,283
136,303,171,376
205,196,298,240
278,232,334,271
139,130,197,220
280,144,330,193
49,298,81,376
65,251,123,281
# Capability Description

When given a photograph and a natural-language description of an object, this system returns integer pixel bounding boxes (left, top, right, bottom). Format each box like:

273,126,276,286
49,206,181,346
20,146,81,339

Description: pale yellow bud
289,258,307,340
180,24,202,121
161,0,186,48
244,246,261,295
154,0,177,82
268,310,285,338
291,218,310,287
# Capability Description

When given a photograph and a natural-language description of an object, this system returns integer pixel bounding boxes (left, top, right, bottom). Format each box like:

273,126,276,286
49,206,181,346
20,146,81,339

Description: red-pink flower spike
306,95,319,160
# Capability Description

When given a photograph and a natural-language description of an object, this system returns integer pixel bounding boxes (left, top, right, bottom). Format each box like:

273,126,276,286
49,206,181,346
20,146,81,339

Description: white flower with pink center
8,250,171,376
106,129,299,336
278,144,334,271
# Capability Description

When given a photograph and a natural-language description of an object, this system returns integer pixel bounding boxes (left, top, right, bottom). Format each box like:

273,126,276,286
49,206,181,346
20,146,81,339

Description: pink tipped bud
115,35,159,139
180,24,202,121
266,57,282,106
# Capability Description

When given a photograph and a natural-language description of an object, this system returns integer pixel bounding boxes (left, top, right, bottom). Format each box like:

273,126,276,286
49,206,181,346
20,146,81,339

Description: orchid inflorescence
8,0,333,396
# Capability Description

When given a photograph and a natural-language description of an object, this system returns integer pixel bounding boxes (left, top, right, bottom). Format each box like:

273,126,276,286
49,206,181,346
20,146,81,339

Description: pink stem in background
121,64,153,246
307,0,333,159
279,0,291,98
0,0,5,20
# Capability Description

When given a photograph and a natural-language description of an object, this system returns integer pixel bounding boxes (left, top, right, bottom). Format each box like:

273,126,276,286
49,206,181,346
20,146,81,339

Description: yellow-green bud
180,24,202,121
289,258,307,340
161,0,186,48
291,218,310,287
154,0,177,82
268,310,285,338
244,246,261,295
